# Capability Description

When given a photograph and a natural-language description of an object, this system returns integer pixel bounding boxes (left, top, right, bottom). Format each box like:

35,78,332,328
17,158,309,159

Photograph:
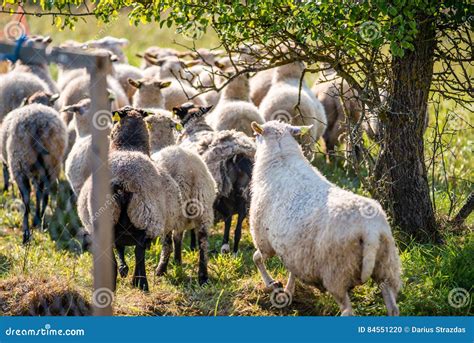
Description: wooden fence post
89,54,114,316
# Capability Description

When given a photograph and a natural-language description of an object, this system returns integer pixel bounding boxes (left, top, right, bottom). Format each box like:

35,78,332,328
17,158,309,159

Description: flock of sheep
0,35,401,316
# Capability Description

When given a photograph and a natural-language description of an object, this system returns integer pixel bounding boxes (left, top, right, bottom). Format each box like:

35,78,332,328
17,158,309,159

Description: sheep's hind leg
17,174,31,244
156,232,172,276
132,232,149,291
221,215,232,254
197,224,209,285
32,179,42,228
116,244,128,277
330,291,353,316
173,231,183,265
253,250,281,289
39,178,50,228
284,272,296,297
189,229,197,251
381,284,399,316
2,163,9,193
233,202,246,255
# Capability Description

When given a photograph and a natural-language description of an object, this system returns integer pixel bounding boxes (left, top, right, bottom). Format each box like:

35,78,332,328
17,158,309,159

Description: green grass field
0,13,472,316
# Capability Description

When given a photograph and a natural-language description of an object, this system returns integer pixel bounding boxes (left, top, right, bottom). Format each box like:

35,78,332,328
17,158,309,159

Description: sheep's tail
361,230,380,283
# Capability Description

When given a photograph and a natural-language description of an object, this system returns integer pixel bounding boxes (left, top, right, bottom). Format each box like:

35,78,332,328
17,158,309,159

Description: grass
0,12,472,316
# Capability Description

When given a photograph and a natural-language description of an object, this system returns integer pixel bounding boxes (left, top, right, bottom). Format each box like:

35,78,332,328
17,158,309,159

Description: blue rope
0,35,28,63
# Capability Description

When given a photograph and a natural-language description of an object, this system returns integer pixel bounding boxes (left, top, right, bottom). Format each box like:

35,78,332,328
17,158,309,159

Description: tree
2,0,472,241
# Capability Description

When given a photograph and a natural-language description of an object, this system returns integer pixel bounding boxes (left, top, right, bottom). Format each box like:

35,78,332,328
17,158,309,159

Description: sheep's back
109,151,181,238
7,104,67,180
0,72,49,120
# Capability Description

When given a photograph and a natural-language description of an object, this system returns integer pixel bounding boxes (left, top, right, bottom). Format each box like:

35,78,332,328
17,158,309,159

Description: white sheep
205,72,264,136
144,56,204,110
259,61,327,148
250,68,274,106
151,145,217,268
2,91,67,243
249,120,401,316
63,99,95,195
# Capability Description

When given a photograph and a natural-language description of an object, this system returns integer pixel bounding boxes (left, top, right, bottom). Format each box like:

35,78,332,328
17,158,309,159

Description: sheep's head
144,55,198,81
144,114,180,149
22,91,59,107
61,99,92,133
128,77,171,107
172,103,213,126
110,107,151,155
25,35,53,48
251,120,312,146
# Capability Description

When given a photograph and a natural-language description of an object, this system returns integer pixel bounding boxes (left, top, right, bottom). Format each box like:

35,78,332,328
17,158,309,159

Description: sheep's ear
158,81,171,89
175,51,193,58
50,93,60,104
109,53,119,62
200,105,213,115
251,122,264,135
136,52,144,58
214,61,225,69
128,78,142,89
20,97,29,107
43,36,53,44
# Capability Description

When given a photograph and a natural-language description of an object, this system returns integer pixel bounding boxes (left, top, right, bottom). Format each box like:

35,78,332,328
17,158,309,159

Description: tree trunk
451,192,474,226
375,16,439,242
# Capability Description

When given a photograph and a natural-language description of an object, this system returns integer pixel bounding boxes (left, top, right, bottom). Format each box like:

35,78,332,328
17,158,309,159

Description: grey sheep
176,103,255,254
78,107,209,291
0,71,49,122
1,91,67,243
12,35,59,94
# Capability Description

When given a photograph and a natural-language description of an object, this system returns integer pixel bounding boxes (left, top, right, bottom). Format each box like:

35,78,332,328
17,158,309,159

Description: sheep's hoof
220,244,230,254
118,264,129,278
198,274,209,286
22,230,31,245
132,277,149,292
341,309,353,316
32,216,41,228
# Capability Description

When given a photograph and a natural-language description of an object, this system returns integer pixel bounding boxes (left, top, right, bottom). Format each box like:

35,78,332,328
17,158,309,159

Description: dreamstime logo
92,110,113,131
272,109,292,123
359,21,381,41
448,288,470,309
270,288,292,309
182,198,204,219
92,287,114,308
4,22,26,41
463,15,473,29
359,202,379,219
